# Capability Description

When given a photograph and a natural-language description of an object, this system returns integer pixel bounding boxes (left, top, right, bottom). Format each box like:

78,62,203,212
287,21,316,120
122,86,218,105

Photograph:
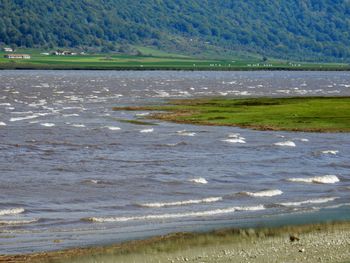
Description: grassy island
113,97,350,132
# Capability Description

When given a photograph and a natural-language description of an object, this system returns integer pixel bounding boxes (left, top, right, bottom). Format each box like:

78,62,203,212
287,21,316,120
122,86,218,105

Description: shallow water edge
1,206,350,262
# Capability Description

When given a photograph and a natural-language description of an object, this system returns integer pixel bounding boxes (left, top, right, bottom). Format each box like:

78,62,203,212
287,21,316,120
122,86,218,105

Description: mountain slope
1,0,350,61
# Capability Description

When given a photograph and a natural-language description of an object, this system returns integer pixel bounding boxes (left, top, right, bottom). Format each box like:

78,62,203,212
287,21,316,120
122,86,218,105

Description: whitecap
84,205,265,223
40,123,55,127
222,138,246,144
0,122,6,126
105,126,121,131
321,150,339,155
62,114,80,117
0,208,25,216
177,130,196,136
140,197,222,208
10,115,38,122
0,219,38,225
71,124,85,128
242,189,283,197
279,197,337,207
274,141,296,147
189,177,208,184
140,128,154,133
287,175,339,184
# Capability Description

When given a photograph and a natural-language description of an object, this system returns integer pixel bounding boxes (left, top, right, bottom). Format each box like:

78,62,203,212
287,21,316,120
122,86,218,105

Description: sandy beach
1,221,349,263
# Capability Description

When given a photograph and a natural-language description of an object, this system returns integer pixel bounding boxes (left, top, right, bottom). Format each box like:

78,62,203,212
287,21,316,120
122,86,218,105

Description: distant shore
1,65,350,71
1,221,350,263
1,50,349,71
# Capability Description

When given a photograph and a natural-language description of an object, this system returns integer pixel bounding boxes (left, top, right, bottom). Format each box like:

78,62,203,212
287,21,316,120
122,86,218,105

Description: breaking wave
222,138,246,144
0,208,25,216
140,128,154,133
241,189,283,197
274,141,296,147
177,130,196,136
287,175,340,184
10,115,38,122
0,219,38,225
40,123,55,127
321,150,339,155
105,126,121,131
279,197,337,207
83,205,265,223
189,177,208,184
139,197,223,208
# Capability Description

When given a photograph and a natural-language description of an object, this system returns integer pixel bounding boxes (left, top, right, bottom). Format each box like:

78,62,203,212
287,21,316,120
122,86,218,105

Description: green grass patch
114,97,350,132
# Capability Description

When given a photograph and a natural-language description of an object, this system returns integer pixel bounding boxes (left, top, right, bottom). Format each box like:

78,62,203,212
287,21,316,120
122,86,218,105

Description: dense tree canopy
1,0,350,61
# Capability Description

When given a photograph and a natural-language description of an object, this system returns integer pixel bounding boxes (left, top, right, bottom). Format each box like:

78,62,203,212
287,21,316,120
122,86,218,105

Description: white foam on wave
189,177,208,184
0,219,38,225
222,138,246,144
324,203,350,209
71,124,86,128
242,189,283,197
177,130,196,136
85,205,265,223
140,197,223,208
140,128,154,133
0,122,6,126
40,123,55,127
0,208,25,216
63,114,80,117
321,150,339,155
287,175,340,184
10,115,38,122
279,197,337,207
299,138,309,142
274,141,296,147
105,126,121,131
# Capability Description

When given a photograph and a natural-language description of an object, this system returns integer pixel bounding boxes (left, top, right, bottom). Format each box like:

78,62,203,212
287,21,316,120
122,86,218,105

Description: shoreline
1,220,350,263
1,67,350,71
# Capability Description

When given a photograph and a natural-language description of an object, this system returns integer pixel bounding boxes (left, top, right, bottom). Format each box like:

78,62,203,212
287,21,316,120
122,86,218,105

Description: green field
114,97,350,132
0,48,349,70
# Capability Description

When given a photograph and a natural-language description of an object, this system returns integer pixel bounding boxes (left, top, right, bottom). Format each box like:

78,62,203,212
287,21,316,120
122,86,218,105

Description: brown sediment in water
1,221,350,263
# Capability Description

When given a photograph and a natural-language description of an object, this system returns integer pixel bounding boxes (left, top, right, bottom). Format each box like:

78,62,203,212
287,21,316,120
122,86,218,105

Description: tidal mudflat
0,71,349,261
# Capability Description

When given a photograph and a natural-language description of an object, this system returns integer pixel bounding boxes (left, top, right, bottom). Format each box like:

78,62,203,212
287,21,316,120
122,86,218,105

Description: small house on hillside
4,54,31,59
3,47,13,52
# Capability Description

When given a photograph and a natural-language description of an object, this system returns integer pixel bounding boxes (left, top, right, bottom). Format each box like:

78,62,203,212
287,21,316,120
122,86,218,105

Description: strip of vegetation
113,97,350,132
1,50,350,71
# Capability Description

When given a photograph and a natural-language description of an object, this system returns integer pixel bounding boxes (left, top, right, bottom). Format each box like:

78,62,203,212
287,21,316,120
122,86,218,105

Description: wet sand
1,221,349,263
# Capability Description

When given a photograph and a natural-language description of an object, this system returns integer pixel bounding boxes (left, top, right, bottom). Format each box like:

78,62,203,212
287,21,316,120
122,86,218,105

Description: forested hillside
1,0,350,61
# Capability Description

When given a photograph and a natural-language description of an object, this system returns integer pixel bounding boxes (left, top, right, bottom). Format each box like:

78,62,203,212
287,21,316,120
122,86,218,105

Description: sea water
0,70,349,254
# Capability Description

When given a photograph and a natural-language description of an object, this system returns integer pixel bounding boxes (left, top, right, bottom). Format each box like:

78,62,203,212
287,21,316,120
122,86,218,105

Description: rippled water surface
0,70,349,254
